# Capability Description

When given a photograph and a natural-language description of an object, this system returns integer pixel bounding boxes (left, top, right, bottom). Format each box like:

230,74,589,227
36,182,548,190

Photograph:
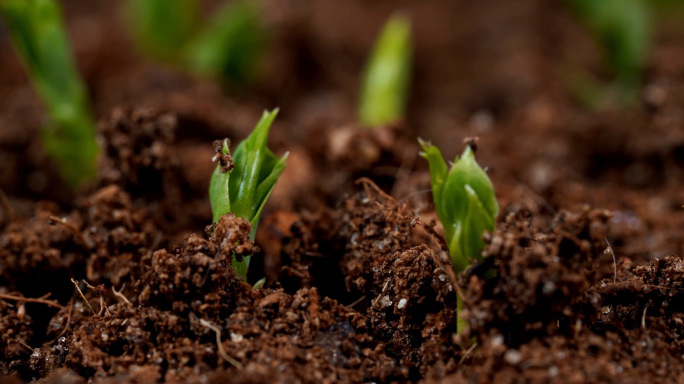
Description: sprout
184,0,266,88
358,13,412,127
419,139,498,334
1,0,98,187
124,0,198,62
565,0,652,107
209,108,287,280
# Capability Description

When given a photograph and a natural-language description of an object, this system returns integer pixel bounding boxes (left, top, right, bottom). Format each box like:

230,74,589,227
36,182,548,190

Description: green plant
358,13,412,127
1,0,99,187
209,108,288,280
125,0,266,87
419,140,499,335
124,0,198,62
565,0,652,107
183,0,266,87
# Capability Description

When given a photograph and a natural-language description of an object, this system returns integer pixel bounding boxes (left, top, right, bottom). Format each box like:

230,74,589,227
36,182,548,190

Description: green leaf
125,0,198,62
208,108,287,280
229,109,280,223
0,0,98,187
358,13,412,127
184,0,266,87
420,142,499,274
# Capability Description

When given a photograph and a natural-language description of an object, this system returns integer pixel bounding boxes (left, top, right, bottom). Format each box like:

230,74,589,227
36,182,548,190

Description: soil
2,0,684,383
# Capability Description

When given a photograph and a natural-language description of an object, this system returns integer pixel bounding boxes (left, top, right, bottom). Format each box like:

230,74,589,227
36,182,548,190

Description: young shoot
565,0,651,107
1,0,99,187
125,0,198,62
184,0,266,88
419,139,499,335
209,108,287,280
358,13,412,127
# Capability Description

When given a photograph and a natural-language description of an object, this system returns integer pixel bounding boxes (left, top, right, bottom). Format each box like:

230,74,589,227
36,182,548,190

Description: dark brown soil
3,0,684,383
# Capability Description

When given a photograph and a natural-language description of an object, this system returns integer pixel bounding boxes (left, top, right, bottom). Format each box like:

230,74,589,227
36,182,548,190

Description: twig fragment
70,278,95,315
0,187,14,224
0,293,63,309
641,304,648,330
12,337,32,352
458,342,478,365
48,216,91,249
604,238,617,284
347,295,366,308
112,284,131,304
199,318,243,369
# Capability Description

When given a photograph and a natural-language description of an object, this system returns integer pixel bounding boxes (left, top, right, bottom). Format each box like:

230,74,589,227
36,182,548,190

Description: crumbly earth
3,0,684,383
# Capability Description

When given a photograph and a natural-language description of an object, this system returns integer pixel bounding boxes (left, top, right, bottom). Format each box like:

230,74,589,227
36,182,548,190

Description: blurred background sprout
564,0,652,108
0,0,98,188
358,13,412,127
125,0,267,88
124,0,198,62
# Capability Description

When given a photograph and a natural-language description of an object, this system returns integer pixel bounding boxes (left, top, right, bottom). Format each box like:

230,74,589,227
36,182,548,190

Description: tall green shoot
358,13,412,127
419,140,499,335
1,0,99,187
209,109,287,280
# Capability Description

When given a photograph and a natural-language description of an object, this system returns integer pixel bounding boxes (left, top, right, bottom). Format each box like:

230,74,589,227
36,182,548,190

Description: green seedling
565,0,651,107
209,108,288,280
419,140,498,335
358,13,412,127
124,0,198,62
183,0,266,87
1,0,98,188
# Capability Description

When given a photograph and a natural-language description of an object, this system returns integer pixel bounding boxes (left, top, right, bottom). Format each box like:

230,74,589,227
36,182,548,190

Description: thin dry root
49,216,92,249
642,305,649,330
0,293,63,309
112,284,131,304
355,177,396,203
605,238,617,284
0,187,14,224
71,278,95,315
199,318,243,369
458,342,478,365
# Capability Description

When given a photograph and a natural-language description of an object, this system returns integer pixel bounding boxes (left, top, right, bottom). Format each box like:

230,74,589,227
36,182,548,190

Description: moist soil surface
2,0,684,383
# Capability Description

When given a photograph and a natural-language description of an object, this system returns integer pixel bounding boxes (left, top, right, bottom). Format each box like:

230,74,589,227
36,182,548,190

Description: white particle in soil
230,333,243,343
542,281,555,295
380,295,392,307
491,334,504,347
504,349,522,365
548,366,559,377
438,274,446,282
397,298,407,309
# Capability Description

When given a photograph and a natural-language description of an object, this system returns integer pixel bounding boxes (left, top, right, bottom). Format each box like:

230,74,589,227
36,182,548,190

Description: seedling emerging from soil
125,0,198,61
358,13,412,127
565,0,651,107
1,0,99,187
419,140,498,334
209,109,287,279
184,0,266,87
